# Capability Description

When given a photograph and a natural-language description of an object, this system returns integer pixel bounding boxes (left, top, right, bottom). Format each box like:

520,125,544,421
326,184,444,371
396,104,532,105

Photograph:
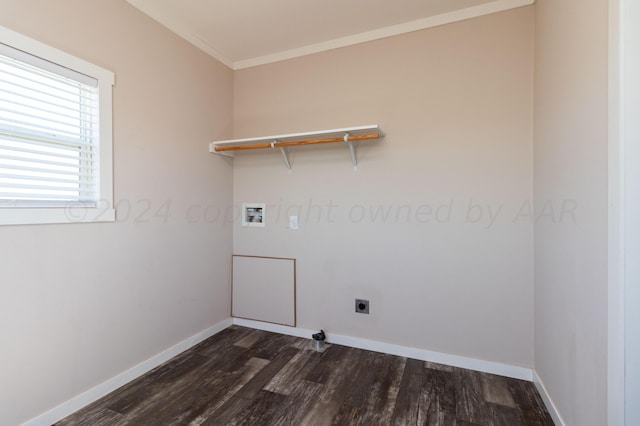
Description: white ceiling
126,0,533,70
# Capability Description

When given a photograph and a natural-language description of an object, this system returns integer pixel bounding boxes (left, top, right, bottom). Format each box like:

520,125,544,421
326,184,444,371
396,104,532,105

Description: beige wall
233,7,535,367
533,0,609,424
1,1,614,423
0,1,233,424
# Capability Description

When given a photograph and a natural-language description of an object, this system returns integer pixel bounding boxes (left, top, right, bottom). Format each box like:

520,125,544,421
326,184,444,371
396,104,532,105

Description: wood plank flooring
56,326,553,425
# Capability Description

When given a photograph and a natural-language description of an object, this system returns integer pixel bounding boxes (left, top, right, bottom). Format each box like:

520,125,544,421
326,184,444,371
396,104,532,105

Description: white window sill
0,208,116,226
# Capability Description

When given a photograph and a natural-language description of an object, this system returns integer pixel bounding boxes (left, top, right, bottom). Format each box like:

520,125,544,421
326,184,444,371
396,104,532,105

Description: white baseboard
23,318,233,426
232,318,533,381
25,317,553,426
533,371,566,426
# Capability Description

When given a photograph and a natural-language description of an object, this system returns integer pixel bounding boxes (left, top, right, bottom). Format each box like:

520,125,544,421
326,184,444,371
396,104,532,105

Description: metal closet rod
213,132,380,152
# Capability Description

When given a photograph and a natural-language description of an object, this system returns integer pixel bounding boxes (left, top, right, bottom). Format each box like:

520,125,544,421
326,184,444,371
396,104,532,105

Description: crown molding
126,0,234,69
234,0,534,69
127,0,534,71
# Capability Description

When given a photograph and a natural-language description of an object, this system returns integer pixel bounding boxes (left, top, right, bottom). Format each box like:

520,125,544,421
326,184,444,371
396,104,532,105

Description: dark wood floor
56,326,553,426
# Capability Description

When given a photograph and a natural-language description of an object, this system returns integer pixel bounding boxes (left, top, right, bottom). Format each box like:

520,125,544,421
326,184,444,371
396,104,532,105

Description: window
0,25,114,225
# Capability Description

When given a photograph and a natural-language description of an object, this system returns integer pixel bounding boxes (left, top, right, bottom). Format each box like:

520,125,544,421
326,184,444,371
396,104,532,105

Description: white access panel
232,255,296,326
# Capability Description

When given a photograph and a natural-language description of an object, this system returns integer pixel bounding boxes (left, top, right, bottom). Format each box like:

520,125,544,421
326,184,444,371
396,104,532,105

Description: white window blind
0,42,100,208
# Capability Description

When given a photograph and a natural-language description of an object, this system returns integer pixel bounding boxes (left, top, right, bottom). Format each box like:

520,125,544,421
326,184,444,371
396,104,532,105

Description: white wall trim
127,0,533,71
232,318,533,381
533,371,567,426
618,0,640,423
23,316,551,425
23,318,233,426
234,0,533,70
126,0,234,69
608,0,626,424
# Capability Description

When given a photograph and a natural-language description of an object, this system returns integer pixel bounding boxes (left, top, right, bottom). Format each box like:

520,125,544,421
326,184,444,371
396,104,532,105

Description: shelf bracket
278,143,292,174
345,132,358,171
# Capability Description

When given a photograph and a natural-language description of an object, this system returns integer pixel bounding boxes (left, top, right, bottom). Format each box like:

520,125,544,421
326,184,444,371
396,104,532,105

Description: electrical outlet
355,299,369,314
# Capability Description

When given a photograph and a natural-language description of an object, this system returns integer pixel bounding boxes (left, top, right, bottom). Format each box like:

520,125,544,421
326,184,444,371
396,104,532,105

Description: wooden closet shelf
209,125,382,172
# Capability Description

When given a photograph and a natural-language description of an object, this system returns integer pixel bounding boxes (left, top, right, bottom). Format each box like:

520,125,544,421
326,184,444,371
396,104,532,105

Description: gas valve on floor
312,330,326,352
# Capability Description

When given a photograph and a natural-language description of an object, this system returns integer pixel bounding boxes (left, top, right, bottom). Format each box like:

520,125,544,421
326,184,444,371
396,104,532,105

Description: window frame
0,25,115,226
